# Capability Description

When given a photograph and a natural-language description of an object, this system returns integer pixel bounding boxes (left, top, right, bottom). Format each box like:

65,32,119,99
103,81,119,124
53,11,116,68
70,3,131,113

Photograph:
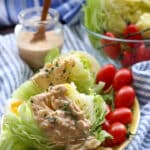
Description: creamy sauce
17,30,63,69
30,85,100,149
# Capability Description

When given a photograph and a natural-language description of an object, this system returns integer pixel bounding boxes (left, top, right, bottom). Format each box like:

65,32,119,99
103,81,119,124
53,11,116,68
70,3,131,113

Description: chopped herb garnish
47,117,57,123
66,77,70,82
63,69,66,73
49,83,53,86
44,114,47,117
55,62,59,67
45,69,49,72
30,99,34,103
62,102,69,111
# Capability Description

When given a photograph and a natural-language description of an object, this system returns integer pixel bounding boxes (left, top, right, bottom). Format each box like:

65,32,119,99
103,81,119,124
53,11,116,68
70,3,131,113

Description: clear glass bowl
80,12,150,67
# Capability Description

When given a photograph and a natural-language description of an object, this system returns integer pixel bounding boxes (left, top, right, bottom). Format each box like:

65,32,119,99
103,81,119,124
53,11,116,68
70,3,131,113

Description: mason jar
15,7,64,69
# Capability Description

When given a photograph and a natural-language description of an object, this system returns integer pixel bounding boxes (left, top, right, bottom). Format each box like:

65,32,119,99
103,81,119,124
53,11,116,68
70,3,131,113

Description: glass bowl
80,12,150,67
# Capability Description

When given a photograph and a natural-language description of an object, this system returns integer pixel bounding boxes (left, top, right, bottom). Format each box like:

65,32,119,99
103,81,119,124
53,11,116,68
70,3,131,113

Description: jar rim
18,7,59,27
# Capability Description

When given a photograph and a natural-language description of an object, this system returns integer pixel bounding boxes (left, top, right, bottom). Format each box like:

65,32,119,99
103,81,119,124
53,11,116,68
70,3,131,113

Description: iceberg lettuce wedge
0,83,108,149
12,51,100,101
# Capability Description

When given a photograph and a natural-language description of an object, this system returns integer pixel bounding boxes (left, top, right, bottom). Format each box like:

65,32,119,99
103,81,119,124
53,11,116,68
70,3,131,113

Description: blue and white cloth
0,0,84,27
0,1,150,149
0,25,150,150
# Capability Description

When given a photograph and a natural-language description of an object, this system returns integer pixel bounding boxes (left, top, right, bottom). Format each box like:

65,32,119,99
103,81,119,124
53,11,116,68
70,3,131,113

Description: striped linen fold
0,0,84,27
0,25,150,149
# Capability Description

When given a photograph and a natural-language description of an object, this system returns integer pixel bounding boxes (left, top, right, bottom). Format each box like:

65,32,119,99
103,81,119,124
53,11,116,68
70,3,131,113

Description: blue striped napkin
0,25,150,149
0,0,84,27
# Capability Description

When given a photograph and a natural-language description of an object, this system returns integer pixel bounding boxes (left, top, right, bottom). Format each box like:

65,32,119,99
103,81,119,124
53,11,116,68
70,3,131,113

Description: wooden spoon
31,0,51,42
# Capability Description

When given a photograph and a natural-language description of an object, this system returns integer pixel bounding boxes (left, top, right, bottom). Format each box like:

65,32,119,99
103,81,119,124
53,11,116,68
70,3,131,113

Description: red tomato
108,122,127,145
113,68,133,90
106,107,132,124
124,24,142,48
135,43,147,62
115,86,135,108
121,51,134,67
145,46,150,60
96,64,117,90
102,120,111,131
101,32,121,59
124,24,142,40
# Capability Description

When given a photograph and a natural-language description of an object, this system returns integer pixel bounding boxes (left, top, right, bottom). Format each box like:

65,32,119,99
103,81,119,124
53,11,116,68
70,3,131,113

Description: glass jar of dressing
15,7,64,69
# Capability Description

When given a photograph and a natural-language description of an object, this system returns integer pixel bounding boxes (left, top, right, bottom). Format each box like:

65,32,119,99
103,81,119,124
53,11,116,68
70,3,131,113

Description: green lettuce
0,132,34,150
12,81,44,101
44,48,60,64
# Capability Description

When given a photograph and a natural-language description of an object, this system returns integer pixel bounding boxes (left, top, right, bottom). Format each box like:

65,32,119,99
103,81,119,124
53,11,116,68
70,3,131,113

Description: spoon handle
41,0,51,21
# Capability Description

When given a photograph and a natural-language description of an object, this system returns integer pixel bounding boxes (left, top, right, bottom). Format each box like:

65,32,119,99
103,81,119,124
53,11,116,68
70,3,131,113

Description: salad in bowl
83,0,150,67
0,51,140,150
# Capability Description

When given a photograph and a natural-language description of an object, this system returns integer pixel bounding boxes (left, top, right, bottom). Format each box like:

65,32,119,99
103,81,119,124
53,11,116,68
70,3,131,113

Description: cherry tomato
135,43,147,62
106,107,132,124
145,46,150,60
102,120,111,131
96,64,117,90
108,122,127,145
113,68,133,90
115,86,135,108
124,24,142,48
101,32,121,59
124,24,142,40
121,51,134,67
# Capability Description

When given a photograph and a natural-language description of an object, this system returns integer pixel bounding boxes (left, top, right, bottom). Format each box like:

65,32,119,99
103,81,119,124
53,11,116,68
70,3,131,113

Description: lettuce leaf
44,48,60,64
12,81,44,101
0,132,34,150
